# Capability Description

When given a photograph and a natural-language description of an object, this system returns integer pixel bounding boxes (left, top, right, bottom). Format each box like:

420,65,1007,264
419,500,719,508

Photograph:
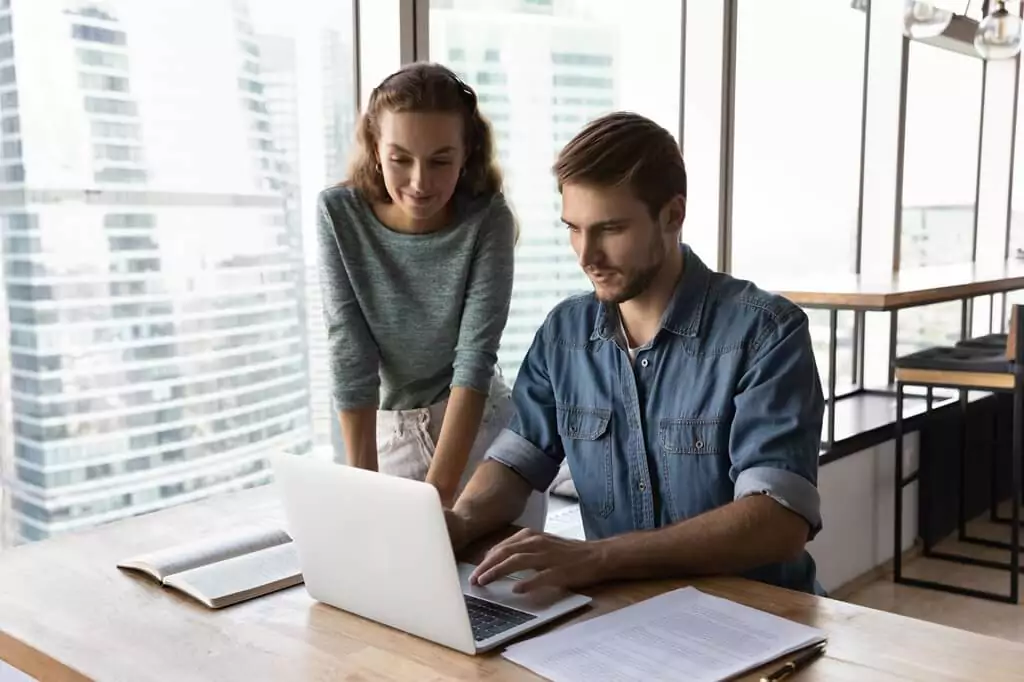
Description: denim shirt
486,245,825,594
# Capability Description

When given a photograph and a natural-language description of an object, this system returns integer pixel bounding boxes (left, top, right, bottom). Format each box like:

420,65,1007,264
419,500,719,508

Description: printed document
501,586,826,682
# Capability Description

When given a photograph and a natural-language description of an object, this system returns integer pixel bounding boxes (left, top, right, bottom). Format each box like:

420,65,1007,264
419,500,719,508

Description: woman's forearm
427,386,487,505
339,407,378,470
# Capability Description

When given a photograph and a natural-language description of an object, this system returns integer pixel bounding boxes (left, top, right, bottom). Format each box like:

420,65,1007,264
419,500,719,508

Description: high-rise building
257,24,356,454
309,27,356,454
431,0,613,379
1,0,312,545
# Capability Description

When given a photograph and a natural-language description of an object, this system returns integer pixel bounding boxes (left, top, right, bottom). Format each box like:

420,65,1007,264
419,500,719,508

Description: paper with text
501,587,826,682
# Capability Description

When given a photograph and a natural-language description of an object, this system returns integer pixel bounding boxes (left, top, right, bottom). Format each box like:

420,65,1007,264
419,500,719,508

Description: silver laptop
272,455,592,655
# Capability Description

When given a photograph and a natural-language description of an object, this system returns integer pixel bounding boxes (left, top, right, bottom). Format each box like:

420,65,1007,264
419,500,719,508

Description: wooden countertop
2,485,1024,681
749,258,1024,310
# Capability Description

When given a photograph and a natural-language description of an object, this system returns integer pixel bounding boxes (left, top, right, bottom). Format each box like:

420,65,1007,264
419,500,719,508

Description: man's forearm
427,386,486,502
339,408,377,470
451,459,534,548
601,495,810,581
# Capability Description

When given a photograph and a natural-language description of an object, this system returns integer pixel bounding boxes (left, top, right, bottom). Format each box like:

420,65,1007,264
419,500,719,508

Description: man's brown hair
343,62,503,203
553,111,687,219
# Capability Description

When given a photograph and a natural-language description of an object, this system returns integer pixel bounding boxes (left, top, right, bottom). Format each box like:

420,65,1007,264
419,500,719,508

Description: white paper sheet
545,504,585,541
501,586,826,682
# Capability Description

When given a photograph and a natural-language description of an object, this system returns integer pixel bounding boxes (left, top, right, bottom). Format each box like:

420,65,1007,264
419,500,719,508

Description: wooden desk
756,258,1024,312
2,486,1024,681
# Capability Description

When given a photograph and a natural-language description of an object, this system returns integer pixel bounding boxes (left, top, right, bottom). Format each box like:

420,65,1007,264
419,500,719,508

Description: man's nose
577,234,600,269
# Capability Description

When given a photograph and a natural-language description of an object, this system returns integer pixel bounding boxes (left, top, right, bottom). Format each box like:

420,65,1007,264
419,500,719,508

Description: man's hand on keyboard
469,528,609,593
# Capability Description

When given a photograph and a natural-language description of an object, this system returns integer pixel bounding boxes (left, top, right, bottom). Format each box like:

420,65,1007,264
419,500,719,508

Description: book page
163,542,303,609
116,526,291,581
502,587,826,682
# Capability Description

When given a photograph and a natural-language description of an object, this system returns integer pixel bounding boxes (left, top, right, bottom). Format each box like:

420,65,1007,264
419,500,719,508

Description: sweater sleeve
316,192,381,410
451,195,516,394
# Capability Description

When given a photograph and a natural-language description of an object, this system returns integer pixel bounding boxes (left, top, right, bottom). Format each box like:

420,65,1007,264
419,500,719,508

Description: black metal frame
817,298,976,451
891,305,1024,604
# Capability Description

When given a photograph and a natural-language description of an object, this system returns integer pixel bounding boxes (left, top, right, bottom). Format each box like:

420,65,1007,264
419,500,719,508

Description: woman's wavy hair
343,62,504,204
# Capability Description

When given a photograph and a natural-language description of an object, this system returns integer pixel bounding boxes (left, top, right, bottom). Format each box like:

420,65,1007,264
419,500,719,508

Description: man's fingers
474,552,549,586
514,565,571,593
470,531,543,583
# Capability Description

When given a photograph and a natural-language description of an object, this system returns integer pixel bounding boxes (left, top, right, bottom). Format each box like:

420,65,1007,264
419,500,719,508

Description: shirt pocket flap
660,417,728,455
556,405,611,441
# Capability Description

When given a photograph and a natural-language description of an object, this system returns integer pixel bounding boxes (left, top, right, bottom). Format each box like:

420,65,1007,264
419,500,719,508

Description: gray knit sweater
316,185,515,411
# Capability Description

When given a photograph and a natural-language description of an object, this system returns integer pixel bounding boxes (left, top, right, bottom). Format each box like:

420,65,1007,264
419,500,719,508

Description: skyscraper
430,0,617,379
1,0,313,544
257,23,357,455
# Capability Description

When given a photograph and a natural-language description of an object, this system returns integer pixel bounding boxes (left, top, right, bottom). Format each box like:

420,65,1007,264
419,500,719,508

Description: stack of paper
501,586,826,682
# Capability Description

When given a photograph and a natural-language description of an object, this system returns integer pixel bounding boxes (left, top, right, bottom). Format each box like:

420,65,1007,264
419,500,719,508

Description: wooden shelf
822,387,992,461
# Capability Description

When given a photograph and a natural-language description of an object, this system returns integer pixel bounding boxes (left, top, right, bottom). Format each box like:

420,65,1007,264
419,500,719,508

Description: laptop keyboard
464,594,536,641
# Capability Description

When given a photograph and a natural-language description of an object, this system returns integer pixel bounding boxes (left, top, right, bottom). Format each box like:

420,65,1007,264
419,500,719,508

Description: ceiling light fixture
974,0,1023,59
903,0,955,39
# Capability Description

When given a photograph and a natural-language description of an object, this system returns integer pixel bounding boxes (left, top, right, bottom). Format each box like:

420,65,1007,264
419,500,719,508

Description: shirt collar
590,243,711,342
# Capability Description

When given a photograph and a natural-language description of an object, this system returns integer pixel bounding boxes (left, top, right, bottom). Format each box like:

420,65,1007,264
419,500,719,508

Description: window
730,0,866,388
71,24,127,45
79,73,130,92
429,0,682,380
897,43,982,354
91,120,139,139
84,96,137,116
0,0,357,547
77,48,130,70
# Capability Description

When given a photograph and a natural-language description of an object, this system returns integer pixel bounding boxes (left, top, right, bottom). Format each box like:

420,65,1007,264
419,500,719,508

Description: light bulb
975,1,1023,60
903,1,954,39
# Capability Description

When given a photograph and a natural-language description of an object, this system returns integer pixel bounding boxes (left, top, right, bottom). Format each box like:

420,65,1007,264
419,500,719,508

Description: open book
117,526,303,609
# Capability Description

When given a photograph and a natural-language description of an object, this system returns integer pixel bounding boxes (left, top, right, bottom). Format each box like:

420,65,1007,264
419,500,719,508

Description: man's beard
594,235,666,304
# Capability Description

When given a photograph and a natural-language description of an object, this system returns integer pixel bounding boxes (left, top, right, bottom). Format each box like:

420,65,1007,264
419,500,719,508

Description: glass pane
898,43,982,353
0,0,356,547
429,0,683,380
731,0,865,391
731,0,865,278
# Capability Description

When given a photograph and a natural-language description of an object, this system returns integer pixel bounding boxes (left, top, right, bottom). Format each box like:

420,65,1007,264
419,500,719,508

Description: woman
316,62,546,530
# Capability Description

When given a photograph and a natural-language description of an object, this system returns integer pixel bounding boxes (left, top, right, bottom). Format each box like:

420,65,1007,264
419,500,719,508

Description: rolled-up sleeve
316,194,381,411
452,195,516,394
730,306,825,539
486,322,564,491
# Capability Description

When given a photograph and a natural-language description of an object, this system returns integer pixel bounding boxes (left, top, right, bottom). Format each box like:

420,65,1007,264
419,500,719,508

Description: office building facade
1,0,313,544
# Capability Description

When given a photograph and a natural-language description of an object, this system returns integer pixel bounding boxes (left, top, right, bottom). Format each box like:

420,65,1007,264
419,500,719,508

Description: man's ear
660,195,686,234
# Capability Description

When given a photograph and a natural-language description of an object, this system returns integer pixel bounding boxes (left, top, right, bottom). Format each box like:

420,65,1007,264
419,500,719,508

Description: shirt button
639,481,646,491
640,358,649,368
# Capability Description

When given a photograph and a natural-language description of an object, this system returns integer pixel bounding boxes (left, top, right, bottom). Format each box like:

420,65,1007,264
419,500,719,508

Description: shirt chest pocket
556,405,614,518
658,417,732,521
659,417,729,455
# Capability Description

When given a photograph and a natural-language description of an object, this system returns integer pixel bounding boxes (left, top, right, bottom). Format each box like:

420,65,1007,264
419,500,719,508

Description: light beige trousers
374,375,548,531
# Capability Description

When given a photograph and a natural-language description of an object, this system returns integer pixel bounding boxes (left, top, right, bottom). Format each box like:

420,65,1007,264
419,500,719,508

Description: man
447,111,825,595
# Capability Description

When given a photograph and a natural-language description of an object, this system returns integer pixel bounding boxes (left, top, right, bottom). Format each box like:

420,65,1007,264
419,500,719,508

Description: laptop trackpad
457,562,570,614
